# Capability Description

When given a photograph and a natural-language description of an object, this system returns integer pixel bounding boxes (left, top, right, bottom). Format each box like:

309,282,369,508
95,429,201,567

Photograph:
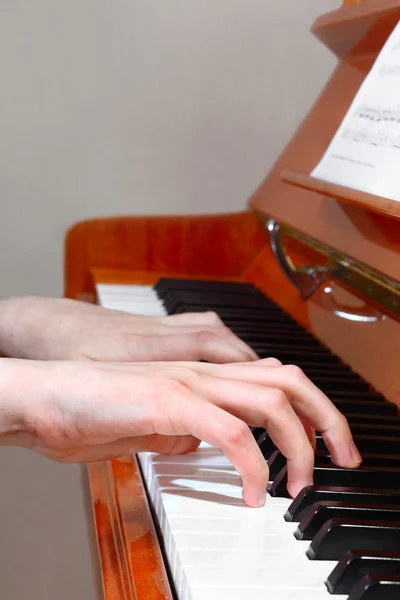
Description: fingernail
257,490,267,507
350,441,362,464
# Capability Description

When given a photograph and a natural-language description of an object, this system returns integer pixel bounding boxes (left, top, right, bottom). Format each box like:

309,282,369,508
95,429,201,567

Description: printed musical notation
341,106,400,150
311,20,400,202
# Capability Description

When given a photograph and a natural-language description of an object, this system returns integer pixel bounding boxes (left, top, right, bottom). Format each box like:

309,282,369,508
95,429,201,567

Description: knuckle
152,377,185,400
196,330,217,345
266,389,287,411
284,364,307,382
332,410,349,431
224,421,251,448
204,311,222,326
173,366,198,387
264,357,282,366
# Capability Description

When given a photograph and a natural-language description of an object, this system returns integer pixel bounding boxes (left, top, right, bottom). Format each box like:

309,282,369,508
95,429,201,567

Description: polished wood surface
65,212,267,301
249,2,400,283
88,456,173,600
63,2,400,599
281,170,400,220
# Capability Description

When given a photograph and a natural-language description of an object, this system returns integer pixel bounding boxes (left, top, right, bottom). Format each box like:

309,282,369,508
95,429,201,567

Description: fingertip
287,476,313,499
350,441,363,464
327,440,363,470
243,485,267,508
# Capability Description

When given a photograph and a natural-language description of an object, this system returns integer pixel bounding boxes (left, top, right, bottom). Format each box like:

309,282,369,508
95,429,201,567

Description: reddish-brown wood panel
242,246,400,404
88,457,173,600
64,212,267,300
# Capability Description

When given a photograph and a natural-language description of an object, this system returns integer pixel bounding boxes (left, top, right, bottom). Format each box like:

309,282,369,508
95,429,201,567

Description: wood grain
64,212,267,301
88,457,173,600
280,170,400,220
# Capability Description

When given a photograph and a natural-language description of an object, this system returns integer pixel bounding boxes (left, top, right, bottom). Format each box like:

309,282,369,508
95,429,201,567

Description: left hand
0,296,258,363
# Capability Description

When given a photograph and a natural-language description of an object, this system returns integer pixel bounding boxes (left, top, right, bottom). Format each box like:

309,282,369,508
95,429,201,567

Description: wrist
0,296,41,358
0,357,42,448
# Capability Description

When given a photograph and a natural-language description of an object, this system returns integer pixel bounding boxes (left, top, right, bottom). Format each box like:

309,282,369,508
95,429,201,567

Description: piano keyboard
96,279,400,600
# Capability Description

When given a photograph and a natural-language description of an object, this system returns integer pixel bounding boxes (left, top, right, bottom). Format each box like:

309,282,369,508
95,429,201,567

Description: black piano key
163,290,277,310
222,316,299,328
349,423,400,437
347,414,400,427
334,400,398,415
316,434,400,455
295,502,400,540
258,436,277,461
303,367,368,380
251,427,266,440
252,342,332,354
154,278,261,297
229,324,317,336
310,377,372,393
241,334,323,349
348,573,400,600
269,467,291,498
257,349,342,364
270,465,400,498
307,519,400,561
319,390,384,401
285,486,400,522
327,550,400,595
286,360,358,375
268,450,287,480
315,452,400,469
175,306,296,322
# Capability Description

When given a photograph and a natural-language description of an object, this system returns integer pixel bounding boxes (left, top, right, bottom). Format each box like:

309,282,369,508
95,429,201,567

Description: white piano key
167,514,298,535
97,283,159,295
150,463,236,477
191,588,346,600
96,283,167,316
149,448,234,468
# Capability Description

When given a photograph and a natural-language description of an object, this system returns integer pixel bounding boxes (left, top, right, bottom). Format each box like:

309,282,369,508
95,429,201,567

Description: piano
64,1,400,599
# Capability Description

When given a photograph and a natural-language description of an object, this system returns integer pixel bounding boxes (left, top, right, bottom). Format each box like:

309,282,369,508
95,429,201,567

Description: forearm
0,296,47,359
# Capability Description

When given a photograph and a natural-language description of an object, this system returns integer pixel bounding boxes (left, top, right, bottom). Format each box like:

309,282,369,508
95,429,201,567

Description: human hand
1,357,361,507
0,296,257,363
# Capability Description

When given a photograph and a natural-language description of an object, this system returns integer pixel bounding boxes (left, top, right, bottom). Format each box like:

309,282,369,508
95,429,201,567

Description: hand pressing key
0,357,362,507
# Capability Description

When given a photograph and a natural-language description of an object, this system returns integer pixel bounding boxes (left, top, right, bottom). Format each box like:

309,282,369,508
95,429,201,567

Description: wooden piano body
64,1,400,598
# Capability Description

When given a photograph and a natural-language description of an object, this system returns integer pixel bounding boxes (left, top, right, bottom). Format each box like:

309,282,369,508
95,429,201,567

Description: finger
230,357,282,367
152,394,269,508
176,326,259,360
164,311,224,327
164,312,258,360
44,434,201,463
178,362,360,468
137,333,257,363
251,364,361,468
165,312,258,360
186,374,314,497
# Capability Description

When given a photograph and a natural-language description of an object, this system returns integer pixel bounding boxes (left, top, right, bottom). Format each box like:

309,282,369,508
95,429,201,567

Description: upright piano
64,1,400,598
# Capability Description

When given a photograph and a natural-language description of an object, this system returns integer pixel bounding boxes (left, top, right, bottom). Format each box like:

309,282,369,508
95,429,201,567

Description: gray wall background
0,1,340,598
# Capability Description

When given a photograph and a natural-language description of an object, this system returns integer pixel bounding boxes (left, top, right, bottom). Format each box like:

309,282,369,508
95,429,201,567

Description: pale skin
0,296,362,508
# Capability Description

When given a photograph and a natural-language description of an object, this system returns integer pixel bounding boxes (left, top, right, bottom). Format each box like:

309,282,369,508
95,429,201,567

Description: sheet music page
311,20,400,202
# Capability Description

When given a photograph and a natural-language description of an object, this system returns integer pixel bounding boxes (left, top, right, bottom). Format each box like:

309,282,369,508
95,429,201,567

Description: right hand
1,357,362,507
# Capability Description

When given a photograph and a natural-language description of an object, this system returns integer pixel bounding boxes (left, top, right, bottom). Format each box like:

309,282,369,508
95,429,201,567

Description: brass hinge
266,218,400,321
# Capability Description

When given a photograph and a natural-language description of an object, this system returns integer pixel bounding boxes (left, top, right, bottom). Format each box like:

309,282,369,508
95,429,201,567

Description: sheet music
311,20,400,202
